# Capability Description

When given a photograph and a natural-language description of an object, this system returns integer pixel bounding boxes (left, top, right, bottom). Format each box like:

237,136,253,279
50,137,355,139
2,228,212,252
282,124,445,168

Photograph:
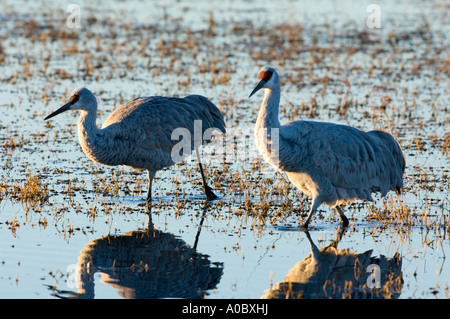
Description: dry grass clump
0,171,50,207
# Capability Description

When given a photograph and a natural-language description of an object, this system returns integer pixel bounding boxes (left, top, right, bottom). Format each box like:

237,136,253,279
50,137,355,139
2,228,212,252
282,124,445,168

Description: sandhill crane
249,66,405,229
44,88,225,204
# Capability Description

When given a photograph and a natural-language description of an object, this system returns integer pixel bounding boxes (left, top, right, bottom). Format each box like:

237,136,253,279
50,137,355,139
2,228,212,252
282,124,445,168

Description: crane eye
69,94,80,104
259,70,273,82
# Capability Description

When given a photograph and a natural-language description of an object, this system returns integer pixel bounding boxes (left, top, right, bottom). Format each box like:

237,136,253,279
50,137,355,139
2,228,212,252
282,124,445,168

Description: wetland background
0,0,449,299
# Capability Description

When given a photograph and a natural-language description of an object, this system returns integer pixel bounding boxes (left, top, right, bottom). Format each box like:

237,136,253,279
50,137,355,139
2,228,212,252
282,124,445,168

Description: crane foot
204,185,218,201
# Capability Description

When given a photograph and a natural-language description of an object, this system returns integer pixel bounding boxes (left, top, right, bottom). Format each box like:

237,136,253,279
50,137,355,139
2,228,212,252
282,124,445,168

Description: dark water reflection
263,228,403,299
51,210,223,299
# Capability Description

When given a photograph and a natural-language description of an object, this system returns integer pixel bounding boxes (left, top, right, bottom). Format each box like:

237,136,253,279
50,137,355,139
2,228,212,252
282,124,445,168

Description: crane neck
75,100,123,166
256,87,281,130
77,107,105,163
254,86,283,171
78,109,101,138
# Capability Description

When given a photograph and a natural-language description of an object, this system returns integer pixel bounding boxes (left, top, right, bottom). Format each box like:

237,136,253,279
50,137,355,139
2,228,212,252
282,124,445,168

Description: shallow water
0,0,449,299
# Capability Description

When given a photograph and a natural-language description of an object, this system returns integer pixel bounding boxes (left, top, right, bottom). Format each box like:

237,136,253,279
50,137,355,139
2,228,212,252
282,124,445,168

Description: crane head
249,66,278,98
44,88,96,120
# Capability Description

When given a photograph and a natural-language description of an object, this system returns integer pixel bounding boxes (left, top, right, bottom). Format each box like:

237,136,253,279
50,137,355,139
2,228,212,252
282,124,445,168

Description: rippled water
0,0,449,299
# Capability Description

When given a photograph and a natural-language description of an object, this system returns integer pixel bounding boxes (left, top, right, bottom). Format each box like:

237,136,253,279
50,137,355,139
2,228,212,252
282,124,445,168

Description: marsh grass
0,171,50,208
0,0,448,263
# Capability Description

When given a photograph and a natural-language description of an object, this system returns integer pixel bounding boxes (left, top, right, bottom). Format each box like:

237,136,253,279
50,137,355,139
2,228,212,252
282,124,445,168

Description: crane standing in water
249,66,405,229
45,88,225,204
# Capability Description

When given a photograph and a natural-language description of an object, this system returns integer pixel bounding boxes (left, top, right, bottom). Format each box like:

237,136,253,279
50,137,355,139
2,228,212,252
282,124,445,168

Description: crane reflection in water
49,209,223,299
262,228,403,299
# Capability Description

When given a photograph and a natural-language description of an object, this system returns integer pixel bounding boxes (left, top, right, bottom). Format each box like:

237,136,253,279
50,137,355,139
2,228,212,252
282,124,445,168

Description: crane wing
281,121,397,195
100,95,225,168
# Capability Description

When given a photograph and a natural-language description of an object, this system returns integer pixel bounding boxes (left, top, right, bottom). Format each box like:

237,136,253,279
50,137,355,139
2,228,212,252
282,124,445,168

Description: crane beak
249,79,266,98
45,94,80,120
44,102,72,120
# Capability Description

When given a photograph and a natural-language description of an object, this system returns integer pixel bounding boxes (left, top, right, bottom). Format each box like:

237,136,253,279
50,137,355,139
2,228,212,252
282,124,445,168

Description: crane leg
302,198,321,229
335,206,349,227
302,208,315,229
195,148,217,201
145,170,155,205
